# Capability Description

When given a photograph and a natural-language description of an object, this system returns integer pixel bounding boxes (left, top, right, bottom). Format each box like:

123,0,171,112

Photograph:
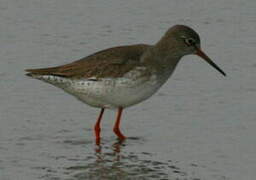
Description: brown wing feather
26,44,151,79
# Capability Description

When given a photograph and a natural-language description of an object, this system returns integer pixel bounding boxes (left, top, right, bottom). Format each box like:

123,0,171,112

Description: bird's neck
141,45,183,77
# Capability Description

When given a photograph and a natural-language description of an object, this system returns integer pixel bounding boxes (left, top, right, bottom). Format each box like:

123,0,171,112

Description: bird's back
26,44,151,79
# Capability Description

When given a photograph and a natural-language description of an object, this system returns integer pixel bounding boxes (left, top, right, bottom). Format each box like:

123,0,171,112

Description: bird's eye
184,38,196,46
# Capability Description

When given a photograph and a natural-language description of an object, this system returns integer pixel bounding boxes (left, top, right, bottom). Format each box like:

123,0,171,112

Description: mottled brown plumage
26,44,151,79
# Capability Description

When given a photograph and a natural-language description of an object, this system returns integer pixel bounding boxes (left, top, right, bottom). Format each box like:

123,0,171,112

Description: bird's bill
195,48,226,76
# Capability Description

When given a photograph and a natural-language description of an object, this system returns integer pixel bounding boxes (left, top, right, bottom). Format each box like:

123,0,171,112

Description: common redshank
26,25,226,145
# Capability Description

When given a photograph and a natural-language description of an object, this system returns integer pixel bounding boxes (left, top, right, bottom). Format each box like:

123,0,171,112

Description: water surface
1,0,256,179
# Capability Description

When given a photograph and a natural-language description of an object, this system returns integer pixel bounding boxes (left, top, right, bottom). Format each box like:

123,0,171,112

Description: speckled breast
38,67,165,109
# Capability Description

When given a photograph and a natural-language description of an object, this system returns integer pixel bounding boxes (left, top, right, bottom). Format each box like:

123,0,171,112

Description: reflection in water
26,137,202,180
64,139,187,180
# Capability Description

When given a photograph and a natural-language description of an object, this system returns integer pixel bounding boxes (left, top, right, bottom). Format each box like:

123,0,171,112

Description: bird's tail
25,67,59,78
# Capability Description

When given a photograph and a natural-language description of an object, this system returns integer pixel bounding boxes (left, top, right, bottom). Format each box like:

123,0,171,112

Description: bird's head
156,25,226,76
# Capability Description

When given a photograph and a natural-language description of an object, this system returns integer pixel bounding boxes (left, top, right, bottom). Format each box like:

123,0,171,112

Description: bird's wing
26,44,151,79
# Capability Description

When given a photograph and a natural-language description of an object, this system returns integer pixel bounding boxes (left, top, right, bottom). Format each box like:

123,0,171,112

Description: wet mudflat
1,0,256,179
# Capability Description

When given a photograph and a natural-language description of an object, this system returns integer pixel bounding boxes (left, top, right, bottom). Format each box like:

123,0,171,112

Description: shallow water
1,0,256,179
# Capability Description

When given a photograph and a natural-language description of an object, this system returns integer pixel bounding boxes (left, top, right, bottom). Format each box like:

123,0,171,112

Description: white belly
67,74,162,108
38,68,167,109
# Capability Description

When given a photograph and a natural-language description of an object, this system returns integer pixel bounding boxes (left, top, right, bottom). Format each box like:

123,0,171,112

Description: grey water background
0,0,255,179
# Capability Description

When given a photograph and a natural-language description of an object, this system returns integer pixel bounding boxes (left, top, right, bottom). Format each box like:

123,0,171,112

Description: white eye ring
184,38,196,46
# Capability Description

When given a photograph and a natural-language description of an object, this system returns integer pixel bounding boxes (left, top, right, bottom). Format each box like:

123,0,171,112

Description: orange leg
113,107,126,140
94,108,105,145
